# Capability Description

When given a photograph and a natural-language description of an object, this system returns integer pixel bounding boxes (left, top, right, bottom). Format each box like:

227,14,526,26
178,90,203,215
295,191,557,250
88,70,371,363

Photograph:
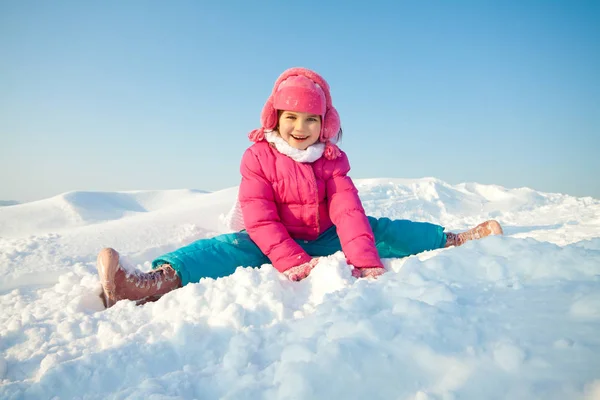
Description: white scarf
265,130,325,163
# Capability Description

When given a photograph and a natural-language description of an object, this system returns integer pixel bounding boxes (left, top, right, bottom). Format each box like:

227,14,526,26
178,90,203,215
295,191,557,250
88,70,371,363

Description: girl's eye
308,117,318,122
286,115,296,120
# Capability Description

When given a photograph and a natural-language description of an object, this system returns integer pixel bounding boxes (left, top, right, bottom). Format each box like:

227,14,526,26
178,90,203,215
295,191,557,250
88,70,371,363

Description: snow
1,178,599,399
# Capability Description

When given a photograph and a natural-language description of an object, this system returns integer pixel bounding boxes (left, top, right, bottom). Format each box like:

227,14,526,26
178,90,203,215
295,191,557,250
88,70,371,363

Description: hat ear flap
321,106,340,141
249,95,279,142
261,97,278,130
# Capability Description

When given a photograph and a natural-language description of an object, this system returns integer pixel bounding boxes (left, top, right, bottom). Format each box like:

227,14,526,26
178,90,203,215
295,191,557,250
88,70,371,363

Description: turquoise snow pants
152,217,446,285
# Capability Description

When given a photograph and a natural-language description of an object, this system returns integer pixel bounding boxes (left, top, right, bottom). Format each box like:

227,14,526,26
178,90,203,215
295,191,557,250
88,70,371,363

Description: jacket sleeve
239,148,312,272
326,152,383,268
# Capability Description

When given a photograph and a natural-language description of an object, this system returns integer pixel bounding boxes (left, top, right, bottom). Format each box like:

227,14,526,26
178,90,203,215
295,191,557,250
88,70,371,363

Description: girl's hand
283,258,320,281
352,267,385,279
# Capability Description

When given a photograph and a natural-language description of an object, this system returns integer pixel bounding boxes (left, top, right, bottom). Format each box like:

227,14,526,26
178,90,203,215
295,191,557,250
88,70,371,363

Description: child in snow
96,67,503,308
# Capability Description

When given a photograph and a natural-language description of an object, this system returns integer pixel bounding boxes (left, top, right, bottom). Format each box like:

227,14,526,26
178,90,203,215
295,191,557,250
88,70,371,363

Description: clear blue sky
1,0,599,202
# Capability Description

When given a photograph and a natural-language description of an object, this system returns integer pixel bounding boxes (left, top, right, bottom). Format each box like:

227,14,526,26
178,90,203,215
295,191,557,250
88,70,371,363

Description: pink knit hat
248,67,341,160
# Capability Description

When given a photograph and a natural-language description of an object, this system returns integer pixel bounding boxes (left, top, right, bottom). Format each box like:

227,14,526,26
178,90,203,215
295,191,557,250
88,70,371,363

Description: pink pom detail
324,142,341,160
248,127,265,142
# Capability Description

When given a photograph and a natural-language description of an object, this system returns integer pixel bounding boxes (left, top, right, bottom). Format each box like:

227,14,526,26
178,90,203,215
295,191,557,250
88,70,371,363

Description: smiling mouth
291,135,309,141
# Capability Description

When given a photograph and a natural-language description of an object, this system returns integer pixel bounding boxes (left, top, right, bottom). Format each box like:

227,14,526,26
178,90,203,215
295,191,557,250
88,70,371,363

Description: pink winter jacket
239,141,383,273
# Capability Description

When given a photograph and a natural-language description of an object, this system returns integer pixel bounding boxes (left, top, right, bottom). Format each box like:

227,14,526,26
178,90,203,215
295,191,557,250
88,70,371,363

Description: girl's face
277,111,321,150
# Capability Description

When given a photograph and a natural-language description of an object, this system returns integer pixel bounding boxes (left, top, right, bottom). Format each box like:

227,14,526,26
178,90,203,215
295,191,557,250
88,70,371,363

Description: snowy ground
1,177,599,400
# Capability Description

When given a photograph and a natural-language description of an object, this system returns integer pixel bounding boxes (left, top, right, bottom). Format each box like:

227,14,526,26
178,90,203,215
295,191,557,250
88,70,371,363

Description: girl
97,67,503,308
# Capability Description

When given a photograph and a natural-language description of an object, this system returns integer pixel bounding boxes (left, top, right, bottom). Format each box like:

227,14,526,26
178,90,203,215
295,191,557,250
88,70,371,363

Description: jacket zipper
309,165,320,237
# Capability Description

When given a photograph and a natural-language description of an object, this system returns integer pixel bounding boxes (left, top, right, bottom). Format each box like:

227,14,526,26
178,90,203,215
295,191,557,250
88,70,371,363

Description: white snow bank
0,189,209,237
0,178,599,399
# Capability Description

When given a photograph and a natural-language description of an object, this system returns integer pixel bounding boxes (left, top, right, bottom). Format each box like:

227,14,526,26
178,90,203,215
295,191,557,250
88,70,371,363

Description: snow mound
357,178,600,244
0,178,599,399
0,189,208,237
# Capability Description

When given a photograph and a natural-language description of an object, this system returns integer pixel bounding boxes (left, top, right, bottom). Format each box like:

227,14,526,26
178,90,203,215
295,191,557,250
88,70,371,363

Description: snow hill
1,178,599,399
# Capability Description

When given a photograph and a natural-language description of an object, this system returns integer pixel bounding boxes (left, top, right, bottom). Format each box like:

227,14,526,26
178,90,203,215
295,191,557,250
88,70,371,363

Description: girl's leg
369,217,503,258
152,231,269,285
369,217,447,258
296,225,344,256
97,231,269,308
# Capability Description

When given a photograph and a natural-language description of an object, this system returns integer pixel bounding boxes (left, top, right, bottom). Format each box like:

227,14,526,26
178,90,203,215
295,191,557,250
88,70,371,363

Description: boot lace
125,265,177,289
